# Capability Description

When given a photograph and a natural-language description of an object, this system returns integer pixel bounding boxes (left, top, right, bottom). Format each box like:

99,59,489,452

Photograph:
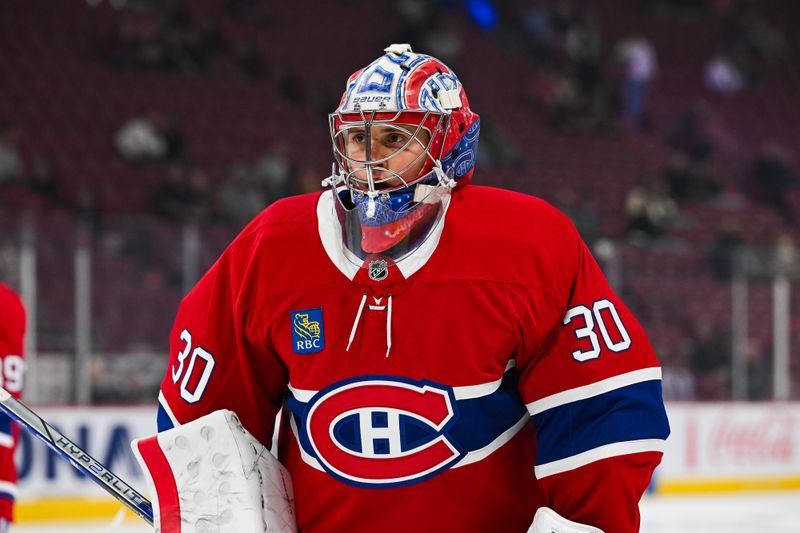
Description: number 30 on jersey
563,299,632,362
172,329,216,404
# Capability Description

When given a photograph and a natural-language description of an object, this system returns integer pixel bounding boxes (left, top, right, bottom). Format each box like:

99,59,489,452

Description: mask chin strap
321,163,345,188
412,162,456,204
433,161,457,188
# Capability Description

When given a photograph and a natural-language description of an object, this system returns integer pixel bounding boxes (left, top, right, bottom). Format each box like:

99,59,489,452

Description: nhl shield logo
368,259,388,281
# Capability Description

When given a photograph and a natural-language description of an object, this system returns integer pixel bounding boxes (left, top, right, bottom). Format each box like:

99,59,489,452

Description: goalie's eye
348,131,366,145
383,131,410,147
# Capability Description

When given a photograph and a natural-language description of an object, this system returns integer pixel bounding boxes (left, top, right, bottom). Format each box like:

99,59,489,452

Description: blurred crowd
1,0,798,402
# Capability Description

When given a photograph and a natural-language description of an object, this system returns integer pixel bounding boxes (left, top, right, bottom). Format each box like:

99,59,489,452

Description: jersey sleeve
516,216,670,532
157,231,288,446
0,285,25,521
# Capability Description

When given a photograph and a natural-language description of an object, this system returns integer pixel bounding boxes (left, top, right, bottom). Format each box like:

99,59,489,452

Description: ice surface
640,491,800,533
12,491,800,532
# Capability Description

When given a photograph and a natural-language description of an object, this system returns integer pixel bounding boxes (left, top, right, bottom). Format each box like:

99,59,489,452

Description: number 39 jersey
158,185,670,533
0,283,25,522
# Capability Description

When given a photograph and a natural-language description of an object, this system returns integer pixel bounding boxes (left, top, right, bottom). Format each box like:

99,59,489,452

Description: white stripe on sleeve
0,480,16,498
158,390,180,428
534,438,666,479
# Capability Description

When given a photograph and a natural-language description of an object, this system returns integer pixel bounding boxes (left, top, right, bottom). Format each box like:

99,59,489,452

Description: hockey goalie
143,43,669,532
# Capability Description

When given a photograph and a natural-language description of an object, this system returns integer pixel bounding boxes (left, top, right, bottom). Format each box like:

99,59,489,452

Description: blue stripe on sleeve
448,369,528,450
0,413,10,435
531,380,670,465
157,403,175,432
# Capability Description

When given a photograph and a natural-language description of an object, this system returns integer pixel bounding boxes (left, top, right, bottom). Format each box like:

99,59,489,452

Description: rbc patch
291,308,324,354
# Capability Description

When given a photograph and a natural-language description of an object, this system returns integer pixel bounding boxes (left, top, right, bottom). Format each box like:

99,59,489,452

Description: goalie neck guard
325,44,480,263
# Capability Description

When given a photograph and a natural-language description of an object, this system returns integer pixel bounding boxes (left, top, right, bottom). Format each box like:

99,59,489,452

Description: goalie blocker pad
528,507,604,533
131,409,296,533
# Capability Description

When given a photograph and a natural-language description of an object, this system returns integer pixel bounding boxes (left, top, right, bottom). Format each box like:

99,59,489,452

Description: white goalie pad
131,409,296,533
528,507,604,533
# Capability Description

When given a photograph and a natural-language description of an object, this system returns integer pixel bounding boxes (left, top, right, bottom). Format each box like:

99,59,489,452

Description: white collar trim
316,190,450,281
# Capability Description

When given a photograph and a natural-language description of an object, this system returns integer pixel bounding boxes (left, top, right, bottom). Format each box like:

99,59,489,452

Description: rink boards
13,402,800,521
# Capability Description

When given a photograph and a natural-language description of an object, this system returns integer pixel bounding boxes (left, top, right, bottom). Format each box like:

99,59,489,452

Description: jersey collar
316,189,449,282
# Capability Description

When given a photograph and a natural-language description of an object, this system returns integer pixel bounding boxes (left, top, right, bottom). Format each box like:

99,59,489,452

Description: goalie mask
326,44,480,263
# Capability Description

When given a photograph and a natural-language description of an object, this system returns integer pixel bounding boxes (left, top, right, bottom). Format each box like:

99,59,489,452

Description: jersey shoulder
186,192,326,303
455,185,577,241
442,186,582,286
221,192,322,261
240,192,322,240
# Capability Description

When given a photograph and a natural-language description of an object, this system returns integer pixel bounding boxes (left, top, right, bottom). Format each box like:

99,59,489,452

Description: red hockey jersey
0,283,25,522
158,186,670,532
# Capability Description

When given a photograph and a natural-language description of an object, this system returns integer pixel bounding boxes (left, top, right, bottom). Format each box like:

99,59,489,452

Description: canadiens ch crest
291,308,324,354
300,376,464,488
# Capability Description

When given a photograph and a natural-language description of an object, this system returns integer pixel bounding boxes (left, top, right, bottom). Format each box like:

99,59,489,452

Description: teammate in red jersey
157,44,669,532
0,283,25,531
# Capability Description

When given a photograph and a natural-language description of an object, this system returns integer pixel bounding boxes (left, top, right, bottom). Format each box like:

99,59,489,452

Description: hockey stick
0,386,154,525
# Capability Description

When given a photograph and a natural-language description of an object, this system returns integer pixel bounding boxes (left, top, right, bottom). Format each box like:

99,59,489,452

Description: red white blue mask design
326,44,480,262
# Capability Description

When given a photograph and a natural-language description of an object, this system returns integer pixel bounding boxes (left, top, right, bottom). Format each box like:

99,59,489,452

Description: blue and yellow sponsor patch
291,308,324,354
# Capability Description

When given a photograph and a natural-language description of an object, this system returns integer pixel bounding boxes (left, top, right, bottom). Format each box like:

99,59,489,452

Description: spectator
707,218,745,280
705,52,745,93
393,0,440,47
116,112,166,163
25,153,60,205
234,40,268,81
747,141,796,222
546,72,582,132
253,141,293,201
555,187,601,245
667,102,716,165
663,151,719,203
153,161,212,222
614,33,658,131
744,337,771,400
185,166,214,221
115,111,184,164
770,231,798,278
272,63,305,104
0,125,22,186
684,317,730,400
523,65,561,111
522,3,556,65
624,175,677,242
660,344,696,401
218,164,267,226
565,9,602,98
423,18,463,64
475,122,524,169
296,165,324,195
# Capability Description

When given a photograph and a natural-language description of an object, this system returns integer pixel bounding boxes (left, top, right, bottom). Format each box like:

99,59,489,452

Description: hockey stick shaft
0,387,154,525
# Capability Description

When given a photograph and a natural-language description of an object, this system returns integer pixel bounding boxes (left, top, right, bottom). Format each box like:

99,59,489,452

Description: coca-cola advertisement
657,403,800,492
